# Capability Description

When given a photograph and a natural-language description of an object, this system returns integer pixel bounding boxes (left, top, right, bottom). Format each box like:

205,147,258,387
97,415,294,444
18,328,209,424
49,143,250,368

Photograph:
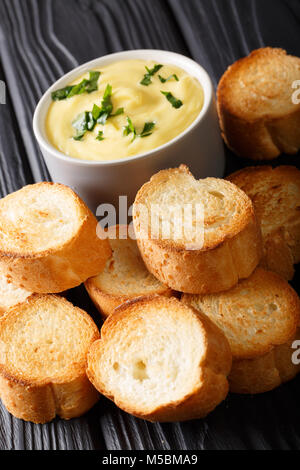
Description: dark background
0,0,300,450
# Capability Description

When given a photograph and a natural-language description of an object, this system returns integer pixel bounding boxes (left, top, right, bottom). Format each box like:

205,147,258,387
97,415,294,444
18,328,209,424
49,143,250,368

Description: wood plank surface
0,0,300,450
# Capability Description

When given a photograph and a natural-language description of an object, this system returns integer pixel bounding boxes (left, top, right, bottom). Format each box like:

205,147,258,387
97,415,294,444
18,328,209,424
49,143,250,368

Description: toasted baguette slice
0,295,100,423
133,165,262,294
85,225,173,317
87,296,231,422
182,268,300,394
0,183,111,293
227,166,300,280
0,269,32,315
217,48,300,160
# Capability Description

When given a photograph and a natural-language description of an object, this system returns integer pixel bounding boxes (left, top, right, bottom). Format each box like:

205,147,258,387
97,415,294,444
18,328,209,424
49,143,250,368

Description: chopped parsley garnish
140,121,156,137
92,103,101,120
100,84,113,117
51,71,100,101
72,84,123,140
123,117,136,141
72,111,95,140
111,107,125,117
158,74,179,83
84,71,101,93
91,85,124,125
161,91,183,109
123,117,155,141
96,131,105,141
140,64,163,86
91,84,113,125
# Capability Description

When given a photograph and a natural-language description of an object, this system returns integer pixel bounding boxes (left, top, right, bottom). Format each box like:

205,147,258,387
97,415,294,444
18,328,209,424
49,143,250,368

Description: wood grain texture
0,0,300,450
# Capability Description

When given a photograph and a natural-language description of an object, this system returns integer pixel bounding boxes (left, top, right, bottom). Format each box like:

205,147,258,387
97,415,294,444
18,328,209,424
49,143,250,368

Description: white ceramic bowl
33,50,225,212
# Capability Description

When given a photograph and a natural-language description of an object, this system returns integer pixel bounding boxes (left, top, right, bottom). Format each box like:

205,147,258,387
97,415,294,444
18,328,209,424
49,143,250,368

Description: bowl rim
33,49,214,167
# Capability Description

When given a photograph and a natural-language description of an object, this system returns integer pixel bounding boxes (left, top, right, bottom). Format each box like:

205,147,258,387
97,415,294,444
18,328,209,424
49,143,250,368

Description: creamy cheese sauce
46,60,204,161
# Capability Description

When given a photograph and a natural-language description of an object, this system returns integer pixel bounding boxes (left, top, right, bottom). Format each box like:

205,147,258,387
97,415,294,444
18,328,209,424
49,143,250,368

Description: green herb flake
123,116,137,141
158,74,179,83
85,71,101,93
111,107,124,117
86,112,96,131
72,84,123,140
72,111,96,140
140,64,163,86
97,113,108,126
72,112,89,140
67,79,89,98
123,118,155,141
92,103,101,120
161,91,183,109
52,71,101,101
95,84,113,125
101,84,113,113
140,121,156,137
51,85,73,101
96,131,105,141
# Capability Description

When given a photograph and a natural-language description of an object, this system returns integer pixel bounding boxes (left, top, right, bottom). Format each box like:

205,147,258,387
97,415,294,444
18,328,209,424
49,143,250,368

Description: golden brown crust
87,296,232,422
0,371,99,423
137,217,262,294
133,165,257,250
227,165,300,280
229,328,300,394
85,280,173,318
84,225,173,317
0,183,111,293
0,269,33,315
0,295,100,423
217,48,300,160
182,268,300,394
133,166,262,294
85,282,130,318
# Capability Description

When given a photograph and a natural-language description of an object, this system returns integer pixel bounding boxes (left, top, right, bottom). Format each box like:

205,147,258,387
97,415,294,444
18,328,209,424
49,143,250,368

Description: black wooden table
0,0,300,451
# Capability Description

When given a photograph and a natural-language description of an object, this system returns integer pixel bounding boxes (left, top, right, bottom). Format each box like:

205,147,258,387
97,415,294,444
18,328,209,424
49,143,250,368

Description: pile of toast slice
0,160,300,424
